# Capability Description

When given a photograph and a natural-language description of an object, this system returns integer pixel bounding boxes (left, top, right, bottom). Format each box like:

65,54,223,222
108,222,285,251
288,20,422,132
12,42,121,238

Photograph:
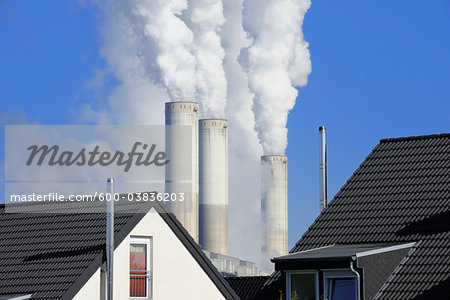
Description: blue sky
1,0,449,249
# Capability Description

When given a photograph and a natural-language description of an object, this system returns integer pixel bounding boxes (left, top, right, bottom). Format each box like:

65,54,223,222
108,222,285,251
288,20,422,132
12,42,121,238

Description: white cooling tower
261,155,288,257
199,119,228,255
165,102,199,242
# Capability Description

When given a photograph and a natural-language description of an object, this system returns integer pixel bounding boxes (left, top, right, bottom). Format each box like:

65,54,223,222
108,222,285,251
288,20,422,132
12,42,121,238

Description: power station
164,101,289,274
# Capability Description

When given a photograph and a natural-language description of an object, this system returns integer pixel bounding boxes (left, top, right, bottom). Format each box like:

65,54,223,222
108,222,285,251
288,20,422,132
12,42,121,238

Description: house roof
262,133,450,300
225,276,269,300
0,199,239,300
272,243,415,262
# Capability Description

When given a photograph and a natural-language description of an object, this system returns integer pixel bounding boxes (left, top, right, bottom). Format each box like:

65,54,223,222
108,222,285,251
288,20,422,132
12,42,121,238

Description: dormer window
287,271,318,299
324,270,357,300
273,243,415,300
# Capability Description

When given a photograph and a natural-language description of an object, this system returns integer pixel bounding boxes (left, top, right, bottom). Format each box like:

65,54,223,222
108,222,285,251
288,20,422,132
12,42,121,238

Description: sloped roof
225,276,269,300
264,133,450,299
0,199,239,300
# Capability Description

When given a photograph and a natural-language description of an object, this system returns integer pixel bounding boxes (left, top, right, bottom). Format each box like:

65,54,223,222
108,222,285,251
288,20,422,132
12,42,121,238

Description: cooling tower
261,155,288,257
199,119,229,255
165,102,199,242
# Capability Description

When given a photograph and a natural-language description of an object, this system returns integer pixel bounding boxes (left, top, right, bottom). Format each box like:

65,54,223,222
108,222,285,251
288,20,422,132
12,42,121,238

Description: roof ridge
380,132,450,143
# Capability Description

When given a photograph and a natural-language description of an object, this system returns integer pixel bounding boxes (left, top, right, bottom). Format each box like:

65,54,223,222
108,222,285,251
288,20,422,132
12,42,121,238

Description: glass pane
130,243,147,297
130,244,147,270
330,278,356,300
290,274,316,300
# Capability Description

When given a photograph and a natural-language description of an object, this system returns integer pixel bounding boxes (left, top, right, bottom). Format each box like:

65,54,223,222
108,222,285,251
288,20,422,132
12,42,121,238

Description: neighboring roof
272,243,415,262
264,133,450,299
225,276,269,300
0,199,239,300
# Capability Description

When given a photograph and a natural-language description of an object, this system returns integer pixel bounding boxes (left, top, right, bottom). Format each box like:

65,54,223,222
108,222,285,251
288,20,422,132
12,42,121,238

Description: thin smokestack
199,119,229,255
319,126,327,212
165,101,199,242
106,178,114,300
261,155,288,261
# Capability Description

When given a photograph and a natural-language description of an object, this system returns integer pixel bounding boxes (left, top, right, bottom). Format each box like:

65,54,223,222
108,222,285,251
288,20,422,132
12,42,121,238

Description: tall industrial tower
165,101,199,242
199,119,229,255
261,155,288,257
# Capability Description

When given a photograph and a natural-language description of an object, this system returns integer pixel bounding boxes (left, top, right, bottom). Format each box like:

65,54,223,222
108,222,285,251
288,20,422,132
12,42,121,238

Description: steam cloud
131,0,197,103
183,0,227,118
240,0,311,154
85,0,311,266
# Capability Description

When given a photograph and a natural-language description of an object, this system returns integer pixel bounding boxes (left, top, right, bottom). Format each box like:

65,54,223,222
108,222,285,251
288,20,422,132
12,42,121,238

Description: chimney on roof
106,178,114,300
319,126,327,212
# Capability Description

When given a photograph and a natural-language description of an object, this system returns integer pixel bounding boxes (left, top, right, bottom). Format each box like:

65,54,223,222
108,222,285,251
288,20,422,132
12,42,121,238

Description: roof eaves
0,295,33,300
355,242,416,258
271,244,336,262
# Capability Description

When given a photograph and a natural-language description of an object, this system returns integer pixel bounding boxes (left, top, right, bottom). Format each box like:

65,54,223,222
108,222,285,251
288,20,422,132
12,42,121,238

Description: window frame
286,270,319,300
323,269,357,300
129,236,152,300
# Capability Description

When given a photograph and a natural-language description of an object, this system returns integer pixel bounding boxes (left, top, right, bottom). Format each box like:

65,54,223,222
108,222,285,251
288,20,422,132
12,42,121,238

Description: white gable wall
73,208,226,300
72,268,102,300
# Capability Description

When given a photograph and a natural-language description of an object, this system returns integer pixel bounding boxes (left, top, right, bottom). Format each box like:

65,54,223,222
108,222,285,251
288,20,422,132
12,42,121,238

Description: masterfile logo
4,125,192,213
26,142,169,172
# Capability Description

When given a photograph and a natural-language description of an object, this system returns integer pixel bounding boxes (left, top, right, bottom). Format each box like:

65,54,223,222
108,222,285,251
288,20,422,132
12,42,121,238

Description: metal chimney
106,178,114,300
319,126,327,212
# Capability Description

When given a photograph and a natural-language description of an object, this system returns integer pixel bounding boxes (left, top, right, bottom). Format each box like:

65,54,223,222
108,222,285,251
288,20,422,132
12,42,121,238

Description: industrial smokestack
106,178,114,300
199,119,229,255
165,102,199,242
261,155,288,258
319,126,327,212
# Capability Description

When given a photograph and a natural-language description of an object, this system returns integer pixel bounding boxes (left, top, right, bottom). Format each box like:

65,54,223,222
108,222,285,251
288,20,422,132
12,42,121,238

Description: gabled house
234,133,450,300
0,199,239,299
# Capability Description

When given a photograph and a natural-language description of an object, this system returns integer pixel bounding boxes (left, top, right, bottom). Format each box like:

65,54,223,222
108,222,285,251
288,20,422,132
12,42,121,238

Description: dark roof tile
225,276,269,300
0,200,239,300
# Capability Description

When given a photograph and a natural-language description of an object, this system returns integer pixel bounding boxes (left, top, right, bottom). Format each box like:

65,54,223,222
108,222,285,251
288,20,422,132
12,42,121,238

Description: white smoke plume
83,0,311,267
86,0,228,120
183,0,227,118
221,0,264,264
240,0,312,154
126,0,197,102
